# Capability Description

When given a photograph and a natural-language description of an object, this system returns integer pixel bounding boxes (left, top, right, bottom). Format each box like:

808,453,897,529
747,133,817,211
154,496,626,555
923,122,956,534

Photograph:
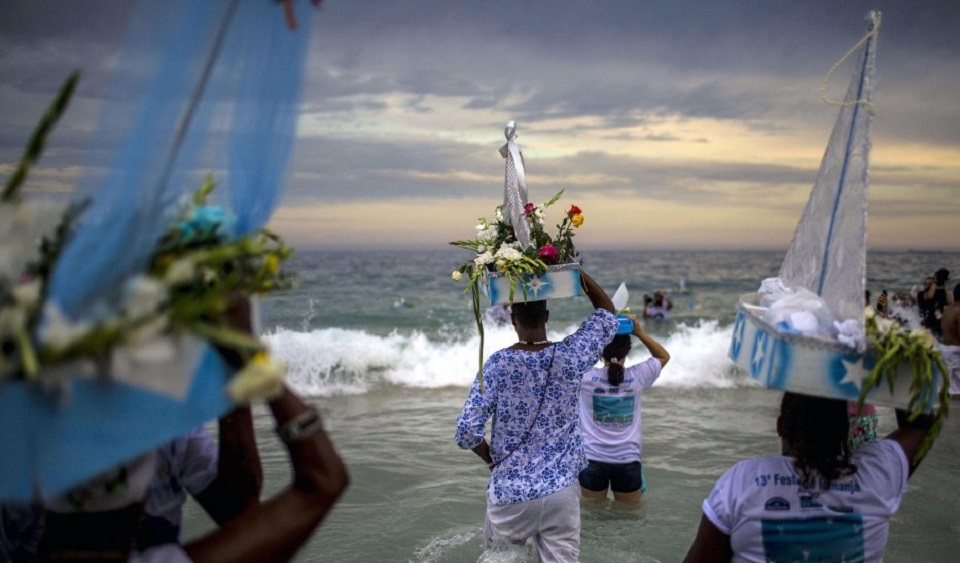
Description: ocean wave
263,320,751,397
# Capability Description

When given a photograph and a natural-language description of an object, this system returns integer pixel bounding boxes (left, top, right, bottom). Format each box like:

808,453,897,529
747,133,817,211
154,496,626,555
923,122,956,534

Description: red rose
539,244,558,262
567,205,582,218
524,202,536,216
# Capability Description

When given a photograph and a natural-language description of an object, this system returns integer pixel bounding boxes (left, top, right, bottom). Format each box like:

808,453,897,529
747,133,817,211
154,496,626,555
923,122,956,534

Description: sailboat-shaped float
728,11,948,422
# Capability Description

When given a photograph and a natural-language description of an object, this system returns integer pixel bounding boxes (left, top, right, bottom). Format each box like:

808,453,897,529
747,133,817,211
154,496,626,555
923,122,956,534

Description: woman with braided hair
578,313,670,503
684,392,935,563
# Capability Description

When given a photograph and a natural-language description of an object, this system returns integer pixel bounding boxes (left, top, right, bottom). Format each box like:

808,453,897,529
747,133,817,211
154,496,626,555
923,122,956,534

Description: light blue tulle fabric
1,0,313,500
48,0,310,319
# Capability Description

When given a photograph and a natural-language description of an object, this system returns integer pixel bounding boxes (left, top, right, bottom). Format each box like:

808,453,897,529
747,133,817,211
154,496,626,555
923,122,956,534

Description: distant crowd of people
868,267,959,398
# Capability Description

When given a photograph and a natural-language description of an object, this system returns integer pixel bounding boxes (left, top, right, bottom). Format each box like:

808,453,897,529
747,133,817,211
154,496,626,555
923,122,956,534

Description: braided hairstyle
780,392,857,488
602,334,632,386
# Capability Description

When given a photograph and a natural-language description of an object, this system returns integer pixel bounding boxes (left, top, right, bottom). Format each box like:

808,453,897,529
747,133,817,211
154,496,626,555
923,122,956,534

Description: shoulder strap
491,347,556,469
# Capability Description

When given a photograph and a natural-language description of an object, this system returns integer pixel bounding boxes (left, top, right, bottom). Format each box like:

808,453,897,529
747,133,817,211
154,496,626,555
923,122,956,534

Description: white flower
451,270,463,281
0,200,69,284
201,267,218,284
875,318,895,337
164,257,196,285
495,208,503,221
122,276,167,320
476,245,486,253
910,328,937,351
833,318,863,350
38,303,92,351
11,280,41,308
494,246,523,261
226,353,286,403
477,227,498,243
474,252,494,267
864,306,875,320
0,280,42,337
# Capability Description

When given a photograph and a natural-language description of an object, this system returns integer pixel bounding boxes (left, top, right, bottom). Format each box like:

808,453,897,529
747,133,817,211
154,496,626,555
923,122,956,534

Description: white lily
227,352,286,403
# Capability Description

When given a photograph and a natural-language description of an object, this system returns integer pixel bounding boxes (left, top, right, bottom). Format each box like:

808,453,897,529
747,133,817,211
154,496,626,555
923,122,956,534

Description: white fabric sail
778,11,879,325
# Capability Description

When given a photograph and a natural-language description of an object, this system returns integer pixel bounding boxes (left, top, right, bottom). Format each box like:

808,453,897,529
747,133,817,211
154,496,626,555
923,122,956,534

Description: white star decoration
837,357,866,390
751,338,766,374
525,276,549,298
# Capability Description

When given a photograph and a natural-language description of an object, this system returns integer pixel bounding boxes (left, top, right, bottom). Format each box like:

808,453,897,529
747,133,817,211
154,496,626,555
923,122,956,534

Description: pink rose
523,202,536,216
539,244,558,262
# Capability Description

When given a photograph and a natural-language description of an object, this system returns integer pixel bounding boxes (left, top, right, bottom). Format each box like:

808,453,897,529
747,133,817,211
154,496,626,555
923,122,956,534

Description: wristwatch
277,409,321,443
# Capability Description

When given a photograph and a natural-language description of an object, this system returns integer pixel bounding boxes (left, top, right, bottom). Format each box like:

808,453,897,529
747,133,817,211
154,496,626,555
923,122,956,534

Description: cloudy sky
1,1,958,251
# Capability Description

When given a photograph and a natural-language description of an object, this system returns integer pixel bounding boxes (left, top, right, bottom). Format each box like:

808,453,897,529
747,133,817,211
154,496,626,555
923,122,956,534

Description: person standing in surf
643,290,673,320
940,283,960,399
578,313,669,503
683,392,935,563
454,271,617,563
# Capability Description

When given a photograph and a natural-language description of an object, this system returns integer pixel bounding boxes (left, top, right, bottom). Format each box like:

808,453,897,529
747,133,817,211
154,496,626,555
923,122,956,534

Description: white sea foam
263,320,752,397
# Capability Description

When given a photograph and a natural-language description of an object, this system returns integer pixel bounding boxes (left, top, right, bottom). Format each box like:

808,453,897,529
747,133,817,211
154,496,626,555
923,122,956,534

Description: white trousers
941,344,960,395
483,482,581,563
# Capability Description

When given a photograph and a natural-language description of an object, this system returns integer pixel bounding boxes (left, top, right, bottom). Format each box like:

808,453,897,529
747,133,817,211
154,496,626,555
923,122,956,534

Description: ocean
183,248,960,562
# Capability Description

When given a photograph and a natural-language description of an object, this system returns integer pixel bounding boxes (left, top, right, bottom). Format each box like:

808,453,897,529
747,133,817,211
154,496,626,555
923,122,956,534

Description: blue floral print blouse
455,309,617,505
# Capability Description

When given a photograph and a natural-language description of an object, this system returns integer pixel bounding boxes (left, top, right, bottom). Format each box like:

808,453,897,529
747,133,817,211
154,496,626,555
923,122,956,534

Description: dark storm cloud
1,0,958,210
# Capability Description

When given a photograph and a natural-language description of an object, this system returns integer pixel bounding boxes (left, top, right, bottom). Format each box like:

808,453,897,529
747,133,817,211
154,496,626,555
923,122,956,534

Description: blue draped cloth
1,0,313,500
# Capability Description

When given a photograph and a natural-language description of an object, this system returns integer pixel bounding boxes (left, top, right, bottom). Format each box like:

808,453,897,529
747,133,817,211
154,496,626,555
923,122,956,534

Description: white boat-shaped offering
728,11,946,413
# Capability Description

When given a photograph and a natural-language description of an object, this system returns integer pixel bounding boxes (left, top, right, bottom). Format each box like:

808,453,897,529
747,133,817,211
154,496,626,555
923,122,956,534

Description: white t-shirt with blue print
579,357,662,464
702,439,908,563
455,309,618,506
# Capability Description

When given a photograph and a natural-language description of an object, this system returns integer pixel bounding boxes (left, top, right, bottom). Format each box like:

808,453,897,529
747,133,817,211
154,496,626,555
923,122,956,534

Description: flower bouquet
450,122,585,373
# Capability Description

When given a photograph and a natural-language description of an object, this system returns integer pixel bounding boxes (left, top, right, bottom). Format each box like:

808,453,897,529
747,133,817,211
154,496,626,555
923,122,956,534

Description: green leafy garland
1,72,294,401
856,306,949,462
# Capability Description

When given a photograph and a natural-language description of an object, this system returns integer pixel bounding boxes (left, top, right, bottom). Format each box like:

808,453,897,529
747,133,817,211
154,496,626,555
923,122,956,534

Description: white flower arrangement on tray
450,189,584,375
0,73,292,404
450,190,583,300
859,305,949,459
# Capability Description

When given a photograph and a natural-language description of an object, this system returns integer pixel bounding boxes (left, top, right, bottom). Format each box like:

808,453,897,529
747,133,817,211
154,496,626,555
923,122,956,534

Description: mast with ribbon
498,121,532,250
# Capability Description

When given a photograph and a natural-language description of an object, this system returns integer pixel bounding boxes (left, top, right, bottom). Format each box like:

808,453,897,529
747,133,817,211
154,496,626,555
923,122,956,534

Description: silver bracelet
276,408,321,443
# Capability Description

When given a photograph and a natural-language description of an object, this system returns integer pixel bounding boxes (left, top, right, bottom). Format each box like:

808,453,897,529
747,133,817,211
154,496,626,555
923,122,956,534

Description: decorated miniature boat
729,11,947,420
451,121,586,307
451,122,587,372
0,2,309,501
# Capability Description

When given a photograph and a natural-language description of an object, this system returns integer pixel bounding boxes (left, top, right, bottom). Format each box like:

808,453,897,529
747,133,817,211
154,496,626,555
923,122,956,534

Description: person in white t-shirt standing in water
578,313,670,503
683,392,935,563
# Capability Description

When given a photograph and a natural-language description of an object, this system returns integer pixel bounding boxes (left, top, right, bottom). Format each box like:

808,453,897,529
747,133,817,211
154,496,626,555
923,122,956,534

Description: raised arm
184,386,349,563
194,293,264,524
626,313,670,367
193,406,263,525
888,409,935,477
580,271,615,314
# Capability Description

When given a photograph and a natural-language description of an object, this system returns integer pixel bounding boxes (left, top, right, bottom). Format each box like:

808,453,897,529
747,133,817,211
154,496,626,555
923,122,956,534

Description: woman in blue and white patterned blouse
455,271,617,563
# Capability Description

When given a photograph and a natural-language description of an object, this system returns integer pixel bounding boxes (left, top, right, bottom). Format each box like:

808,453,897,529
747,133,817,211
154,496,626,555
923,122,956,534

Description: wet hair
935,268,950,285
511,300,548,329
780,392,857,487
602,334,632,386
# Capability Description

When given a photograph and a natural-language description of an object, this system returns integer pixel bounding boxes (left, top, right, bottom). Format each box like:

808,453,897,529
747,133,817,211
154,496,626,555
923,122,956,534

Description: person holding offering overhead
683,392,935,563
454,271,617,563
578,313,669,503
